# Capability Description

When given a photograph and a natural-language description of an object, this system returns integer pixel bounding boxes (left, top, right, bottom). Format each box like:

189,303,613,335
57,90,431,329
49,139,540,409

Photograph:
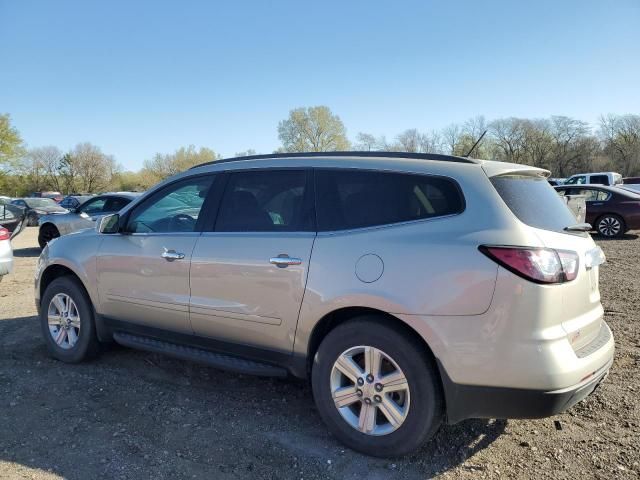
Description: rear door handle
162,248,185,261
270,255,302,268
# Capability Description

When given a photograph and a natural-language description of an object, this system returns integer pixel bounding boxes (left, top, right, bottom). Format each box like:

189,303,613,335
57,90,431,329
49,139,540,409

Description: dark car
0,203,27,238
29,191,64,203
555,185,640,237
11,198,68,226
59,195,94,210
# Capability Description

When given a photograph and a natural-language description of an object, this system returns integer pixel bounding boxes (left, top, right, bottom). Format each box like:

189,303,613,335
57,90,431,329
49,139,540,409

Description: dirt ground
0,227,638,479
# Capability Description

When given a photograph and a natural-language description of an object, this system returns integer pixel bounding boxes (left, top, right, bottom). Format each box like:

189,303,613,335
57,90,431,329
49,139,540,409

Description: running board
112,332,288,377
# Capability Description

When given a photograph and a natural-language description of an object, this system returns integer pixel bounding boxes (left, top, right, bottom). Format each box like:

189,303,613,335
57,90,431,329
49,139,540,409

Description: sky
1,0,639,170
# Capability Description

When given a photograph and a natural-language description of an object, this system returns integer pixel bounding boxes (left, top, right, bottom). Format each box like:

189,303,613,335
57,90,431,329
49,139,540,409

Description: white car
564,172,623,186
0,227,13,282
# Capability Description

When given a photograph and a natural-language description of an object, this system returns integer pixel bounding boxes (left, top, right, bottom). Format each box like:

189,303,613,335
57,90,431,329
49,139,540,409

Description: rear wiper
564,223,592,232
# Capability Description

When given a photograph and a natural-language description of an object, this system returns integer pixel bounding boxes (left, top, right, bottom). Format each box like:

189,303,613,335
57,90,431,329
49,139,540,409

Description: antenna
464,130,487,158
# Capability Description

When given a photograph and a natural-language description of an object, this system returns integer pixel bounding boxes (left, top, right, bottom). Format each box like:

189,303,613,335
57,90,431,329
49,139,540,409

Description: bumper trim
439,357,613,424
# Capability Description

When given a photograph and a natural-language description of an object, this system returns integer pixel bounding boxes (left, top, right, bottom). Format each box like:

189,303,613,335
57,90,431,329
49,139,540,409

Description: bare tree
599,114,640,176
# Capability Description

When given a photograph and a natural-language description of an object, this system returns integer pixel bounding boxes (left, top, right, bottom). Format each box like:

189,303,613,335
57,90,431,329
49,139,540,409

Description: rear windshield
491,175,579,232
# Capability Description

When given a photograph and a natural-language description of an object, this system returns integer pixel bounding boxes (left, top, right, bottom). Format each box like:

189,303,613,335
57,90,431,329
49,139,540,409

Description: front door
96,175,216,333
189,169,315,352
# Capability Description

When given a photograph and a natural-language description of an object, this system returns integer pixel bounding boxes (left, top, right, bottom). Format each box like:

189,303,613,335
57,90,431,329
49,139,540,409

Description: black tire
596,214,625,238
40,276,100,363
38,224,60,249
311,317,443,457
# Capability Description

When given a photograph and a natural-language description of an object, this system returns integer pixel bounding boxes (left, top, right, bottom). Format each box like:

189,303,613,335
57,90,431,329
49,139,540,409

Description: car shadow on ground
0,315,504,479
592,232,639,241
11,246,41,257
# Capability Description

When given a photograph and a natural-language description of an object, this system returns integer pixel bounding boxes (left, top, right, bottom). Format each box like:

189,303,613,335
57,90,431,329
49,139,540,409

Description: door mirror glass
97,213,120,234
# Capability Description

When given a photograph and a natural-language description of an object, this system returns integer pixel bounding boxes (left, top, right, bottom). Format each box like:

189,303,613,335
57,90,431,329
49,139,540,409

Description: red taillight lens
480,246,579,284
0,227,9,241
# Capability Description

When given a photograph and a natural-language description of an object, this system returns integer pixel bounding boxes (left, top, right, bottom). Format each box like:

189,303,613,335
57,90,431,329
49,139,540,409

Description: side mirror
97,213,120,234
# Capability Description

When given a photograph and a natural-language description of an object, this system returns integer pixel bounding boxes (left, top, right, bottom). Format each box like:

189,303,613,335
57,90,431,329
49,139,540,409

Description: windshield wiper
564,223,592,232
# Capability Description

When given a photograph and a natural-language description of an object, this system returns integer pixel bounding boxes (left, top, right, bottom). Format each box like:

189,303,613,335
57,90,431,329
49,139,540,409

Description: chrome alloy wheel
598,216,621,237
330,346,410,436
47,293,81,350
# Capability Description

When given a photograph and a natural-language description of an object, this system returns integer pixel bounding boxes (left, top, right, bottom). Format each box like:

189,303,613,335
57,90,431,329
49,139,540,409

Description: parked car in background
38,192,140,248
0,203,26,239
564,172,622,186
0,226,13,282
29,191,64,203
548,178,566,186
59,195,94,210
0,196,13,205
555,184,640,237
11,198,68,226
623,177,640,184
35,152,613,457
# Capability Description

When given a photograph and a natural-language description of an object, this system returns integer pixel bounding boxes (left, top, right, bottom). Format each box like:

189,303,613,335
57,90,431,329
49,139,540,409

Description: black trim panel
438,359,612,424
101,317,308,378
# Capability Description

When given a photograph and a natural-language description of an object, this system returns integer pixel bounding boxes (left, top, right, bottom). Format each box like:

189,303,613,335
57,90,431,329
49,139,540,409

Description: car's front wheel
38,224,60,248
40,276,100,363
596,214,625,238
311,317,443,457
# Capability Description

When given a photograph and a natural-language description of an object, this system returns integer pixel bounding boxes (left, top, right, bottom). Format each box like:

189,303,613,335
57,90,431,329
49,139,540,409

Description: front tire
40,276,100,363
596,214,625,238
311,317,443,457
38,224,60,248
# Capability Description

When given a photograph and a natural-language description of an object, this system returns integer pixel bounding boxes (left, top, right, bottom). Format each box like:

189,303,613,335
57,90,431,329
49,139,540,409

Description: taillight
0,227,9,241
479,246,579,284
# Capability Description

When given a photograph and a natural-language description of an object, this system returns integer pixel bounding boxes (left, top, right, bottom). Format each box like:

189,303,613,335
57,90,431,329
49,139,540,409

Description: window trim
211,168,315,233
121,173,218,235
313,167,466,233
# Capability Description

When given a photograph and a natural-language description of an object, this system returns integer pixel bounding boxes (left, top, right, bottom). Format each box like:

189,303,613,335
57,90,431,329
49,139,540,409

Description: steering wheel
168,213,196,231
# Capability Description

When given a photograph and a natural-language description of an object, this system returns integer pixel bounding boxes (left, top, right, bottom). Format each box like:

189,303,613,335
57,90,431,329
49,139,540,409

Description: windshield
24,198,58,208
491,175,580,233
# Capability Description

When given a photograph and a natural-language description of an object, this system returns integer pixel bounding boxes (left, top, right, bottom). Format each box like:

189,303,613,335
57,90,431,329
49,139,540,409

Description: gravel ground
0,227,638,479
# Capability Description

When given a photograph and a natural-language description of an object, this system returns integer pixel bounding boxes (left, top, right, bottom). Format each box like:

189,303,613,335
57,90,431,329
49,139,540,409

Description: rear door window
589,175,609,185
565,175,587,185
315,170,464,231
491,175,579,232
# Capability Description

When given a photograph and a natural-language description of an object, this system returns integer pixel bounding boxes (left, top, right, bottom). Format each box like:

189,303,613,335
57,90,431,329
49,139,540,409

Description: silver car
35,152,614,457
37,192,139,248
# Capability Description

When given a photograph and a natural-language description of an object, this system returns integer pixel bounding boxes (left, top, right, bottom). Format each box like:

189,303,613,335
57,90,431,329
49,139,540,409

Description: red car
555,185,640,237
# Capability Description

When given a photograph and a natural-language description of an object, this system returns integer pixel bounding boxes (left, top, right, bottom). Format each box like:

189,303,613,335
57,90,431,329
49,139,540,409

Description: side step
113,332,288,377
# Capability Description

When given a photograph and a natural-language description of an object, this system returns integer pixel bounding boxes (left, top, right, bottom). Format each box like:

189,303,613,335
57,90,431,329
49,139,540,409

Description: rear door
189,169,315,352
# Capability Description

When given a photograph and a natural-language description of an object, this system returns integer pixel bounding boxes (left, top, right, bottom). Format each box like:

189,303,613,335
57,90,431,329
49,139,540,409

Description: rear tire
596,214,625,238
38,224,60,248
311,317,443,457
40,276,100,363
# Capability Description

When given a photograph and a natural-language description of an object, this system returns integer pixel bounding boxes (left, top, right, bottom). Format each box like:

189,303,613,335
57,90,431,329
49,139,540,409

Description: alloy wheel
598,216,621,237
47,293,81,350
330,346,410,436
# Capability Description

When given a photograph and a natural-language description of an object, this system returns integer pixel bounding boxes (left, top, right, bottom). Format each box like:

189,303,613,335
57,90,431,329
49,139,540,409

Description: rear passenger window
215,170,313,232
316,170,464,231
589,175,609,185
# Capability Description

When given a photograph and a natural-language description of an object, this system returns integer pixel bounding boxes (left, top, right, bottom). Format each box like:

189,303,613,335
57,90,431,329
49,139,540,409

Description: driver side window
127,175,214,233
79,198,107,215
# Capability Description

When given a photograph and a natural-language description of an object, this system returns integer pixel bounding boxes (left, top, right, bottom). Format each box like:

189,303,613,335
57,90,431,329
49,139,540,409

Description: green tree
142,145,220,185
0,113,24,168
277,106,350,152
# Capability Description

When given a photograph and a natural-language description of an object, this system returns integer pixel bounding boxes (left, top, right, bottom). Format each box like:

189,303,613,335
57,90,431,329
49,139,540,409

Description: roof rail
190,151,475,169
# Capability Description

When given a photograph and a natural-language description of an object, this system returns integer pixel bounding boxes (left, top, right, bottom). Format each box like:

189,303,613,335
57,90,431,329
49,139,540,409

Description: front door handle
162,248,185,261
270,255,302,268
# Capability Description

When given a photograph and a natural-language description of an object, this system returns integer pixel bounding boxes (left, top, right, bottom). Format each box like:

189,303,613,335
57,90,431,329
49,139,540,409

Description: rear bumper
441,356,613,424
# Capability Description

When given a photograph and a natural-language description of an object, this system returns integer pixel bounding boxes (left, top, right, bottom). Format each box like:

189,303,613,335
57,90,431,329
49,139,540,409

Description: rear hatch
484,164,605,351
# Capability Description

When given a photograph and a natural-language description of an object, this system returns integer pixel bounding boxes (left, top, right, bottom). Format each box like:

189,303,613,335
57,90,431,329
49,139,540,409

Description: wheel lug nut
364,398,372,405
356,389,363,397
374,395,382,403
357,377,364,386
374,383,383,392
366,374,374,383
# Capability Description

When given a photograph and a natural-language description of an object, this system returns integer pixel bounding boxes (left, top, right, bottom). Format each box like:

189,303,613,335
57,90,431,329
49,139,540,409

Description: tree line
1,108,639,196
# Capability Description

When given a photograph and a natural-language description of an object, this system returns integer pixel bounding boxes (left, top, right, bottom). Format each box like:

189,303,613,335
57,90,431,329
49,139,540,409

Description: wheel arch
305,306,442,383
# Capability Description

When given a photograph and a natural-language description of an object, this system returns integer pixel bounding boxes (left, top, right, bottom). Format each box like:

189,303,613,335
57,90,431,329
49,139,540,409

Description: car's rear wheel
40,276,100,363
596,214,625,238
311,317,443,457
38,224,60,248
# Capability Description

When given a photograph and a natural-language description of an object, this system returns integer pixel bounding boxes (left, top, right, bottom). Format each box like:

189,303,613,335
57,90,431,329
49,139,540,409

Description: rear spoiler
480,160,550,179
